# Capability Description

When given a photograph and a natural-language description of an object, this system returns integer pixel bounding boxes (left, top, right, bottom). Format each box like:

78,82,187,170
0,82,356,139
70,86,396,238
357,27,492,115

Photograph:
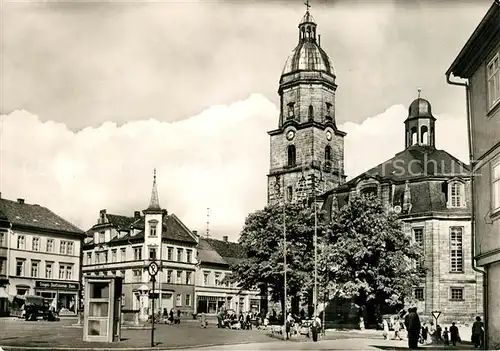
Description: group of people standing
383,308,485,349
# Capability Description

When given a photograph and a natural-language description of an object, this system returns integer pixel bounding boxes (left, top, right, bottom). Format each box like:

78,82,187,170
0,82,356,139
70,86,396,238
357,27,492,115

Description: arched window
287,145,296,167
308,105,314,121
307,26,311,38
361,186,377,198
301,27,305,39
449,182,464,208
421,126,429,145
325,145,332,164
411,127,418,145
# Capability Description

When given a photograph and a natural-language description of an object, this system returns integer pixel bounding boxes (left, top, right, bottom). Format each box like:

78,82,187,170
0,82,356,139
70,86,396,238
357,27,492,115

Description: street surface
0,317,475,350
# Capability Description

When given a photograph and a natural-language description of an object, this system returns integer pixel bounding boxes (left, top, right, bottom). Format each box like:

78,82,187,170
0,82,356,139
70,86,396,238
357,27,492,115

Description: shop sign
35,281,79,290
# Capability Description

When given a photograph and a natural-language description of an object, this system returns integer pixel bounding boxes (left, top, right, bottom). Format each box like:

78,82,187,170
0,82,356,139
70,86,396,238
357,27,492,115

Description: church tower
267,4,346,205
404,89,436,149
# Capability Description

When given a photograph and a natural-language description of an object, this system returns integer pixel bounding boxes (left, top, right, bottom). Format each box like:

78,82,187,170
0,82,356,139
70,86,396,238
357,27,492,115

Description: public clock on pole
286,130,295,141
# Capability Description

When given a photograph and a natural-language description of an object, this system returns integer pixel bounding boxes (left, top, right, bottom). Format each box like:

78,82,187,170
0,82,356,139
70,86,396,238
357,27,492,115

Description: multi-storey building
446,1,500,347
82,171,198,318
195,236,263,315
0,194,85,315
267,6,346,206
321,96,484,323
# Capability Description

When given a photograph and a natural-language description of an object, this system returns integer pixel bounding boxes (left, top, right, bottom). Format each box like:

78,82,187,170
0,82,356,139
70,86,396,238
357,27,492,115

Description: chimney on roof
134,211,141,219
223,236,228,242
193,230,198,236
17,198,25,204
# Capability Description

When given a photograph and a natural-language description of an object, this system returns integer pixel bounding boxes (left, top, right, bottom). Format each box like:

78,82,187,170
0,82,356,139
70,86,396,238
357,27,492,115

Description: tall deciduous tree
232,202,326,312
319,194,425,325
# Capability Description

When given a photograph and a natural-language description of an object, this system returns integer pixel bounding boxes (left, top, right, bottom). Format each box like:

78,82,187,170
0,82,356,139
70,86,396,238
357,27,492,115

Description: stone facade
267,9,346,205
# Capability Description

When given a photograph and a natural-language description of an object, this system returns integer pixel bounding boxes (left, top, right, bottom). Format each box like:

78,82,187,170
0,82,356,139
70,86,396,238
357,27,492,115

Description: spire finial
146,168,161,211
305,0,311,12
417,88,421,98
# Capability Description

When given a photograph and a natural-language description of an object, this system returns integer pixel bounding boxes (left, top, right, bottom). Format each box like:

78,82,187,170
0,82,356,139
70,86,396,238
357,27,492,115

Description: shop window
16,288,28,296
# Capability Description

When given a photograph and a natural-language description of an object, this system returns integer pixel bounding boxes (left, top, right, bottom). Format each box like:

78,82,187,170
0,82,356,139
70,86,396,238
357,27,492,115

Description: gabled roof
0,198,84,235
106,214,138,231
87,212,197,246
328,145,469,194
198,237,247,267
446,0,500,78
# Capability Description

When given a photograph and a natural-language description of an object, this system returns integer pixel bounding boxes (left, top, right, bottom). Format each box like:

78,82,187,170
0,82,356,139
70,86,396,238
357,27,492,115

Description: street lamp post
275,177,287,341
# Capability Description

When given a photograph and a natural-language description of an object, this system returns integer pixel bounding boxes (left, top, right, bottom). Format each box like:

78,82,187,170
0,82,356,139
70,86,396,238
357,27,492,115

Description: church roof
334,145,469,191
282,42,334,76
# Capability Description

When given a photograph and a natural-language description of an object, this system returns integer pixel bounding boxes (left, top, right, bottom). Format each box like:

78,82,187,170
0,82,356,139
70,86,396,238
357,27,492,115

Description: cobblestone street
0,318,477,351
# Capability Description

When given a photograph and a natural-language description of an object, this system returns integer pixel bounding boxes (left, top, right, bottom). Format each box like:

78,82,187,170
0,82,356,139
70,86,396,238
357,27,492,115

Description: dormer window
448,181,465,208
287,103,295,119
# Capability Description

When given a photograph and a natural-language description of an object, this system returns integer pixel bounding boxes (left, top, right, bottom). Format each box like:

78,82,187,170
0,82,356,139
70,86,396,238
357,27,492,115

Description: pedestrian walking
443,327,450,346
449,322,460,346
382,319,389,340
200,312,207,328
404,307,421,349
471,316,484,349
311,314,321,342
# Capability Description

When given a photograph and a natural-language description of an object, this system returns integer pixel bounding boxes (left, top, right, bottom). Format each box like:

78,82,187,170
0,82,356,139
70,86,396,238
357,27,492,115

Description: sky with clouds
0,0,492,240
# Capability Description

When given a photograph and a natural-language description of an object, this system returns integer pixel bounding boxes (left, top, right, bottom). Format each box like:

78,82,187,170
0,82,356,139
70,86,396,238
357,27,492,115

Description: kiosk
83,275,123,343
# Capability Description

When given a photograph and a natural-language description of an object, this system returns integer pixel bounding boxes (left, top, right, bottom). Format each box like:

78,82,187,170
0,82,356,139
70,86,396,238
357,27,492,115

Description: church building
267,7,347,205
321,95,484,323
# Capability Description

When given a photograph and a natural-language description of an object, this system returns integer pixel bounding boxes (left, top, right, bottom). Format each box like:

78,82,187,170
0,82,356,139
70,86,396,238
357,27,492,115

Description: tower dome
404,91,436,149
408,97,433,119
281,11,335,77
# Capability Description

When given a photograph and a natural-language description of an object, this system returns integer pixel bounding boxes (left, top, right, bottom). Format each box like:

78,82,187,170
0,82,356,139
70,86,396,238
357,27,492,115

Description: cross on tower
304,0,311,12
417,88,422,98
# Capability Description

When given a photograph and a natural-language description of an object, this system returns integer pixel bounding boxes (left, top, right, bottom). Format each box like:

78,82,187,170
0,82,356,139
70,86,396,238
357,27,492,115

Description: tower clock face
326,131,332,141
286,130,295,140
